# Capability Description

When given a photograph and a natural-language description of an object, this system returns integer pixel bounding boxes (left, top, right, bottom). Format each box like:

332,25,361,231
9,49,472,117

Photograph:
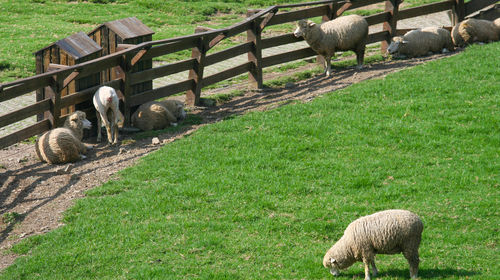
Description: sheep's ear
138,111,143,118
402,40,409,45
308,21,316,27
330,258,336,264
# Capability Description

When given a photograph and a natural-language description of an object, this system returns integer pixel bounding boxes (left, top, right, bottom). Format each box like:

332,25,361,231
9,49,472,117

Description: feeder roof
104,17,154,40
55,32,102,60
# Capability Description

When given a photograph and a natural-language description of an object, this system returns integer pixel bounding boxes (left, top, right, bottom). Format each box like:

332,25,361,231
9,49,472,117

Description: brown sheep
131,99,186,131
35,111,92,164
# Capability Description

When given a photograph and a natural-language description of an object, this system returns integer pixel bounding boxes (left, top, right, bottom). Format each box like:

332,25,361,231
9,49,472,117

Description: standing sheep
388,27,455,58
93,86,124,145
293,15,368,76
131,99,186,131
35,111,92,164
451,18,500,47
323,209,423,280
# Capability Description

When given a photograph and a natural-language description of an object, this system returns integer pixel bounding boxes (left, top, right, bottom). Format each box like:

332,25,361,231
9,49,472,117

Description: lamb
131,99,187,131
451,18,500,47
323,209,423,280
293,15,368,76
35,111,92,164
388,27,455,58
93,86,124,145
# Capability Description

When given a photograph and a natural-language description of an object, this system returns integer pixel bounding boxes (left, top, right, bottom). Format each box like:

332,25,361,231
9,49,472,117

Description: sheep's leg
355,45,365,70
403,250,419,279
362,257,372,280
325,56,332,76
112,109,120,145
370,259,378,277
96,111,103,142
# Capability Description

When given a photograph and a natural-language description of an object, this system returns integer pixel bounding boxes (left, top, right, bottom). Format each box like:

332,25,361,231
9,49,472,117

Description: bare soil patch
0,51,457,270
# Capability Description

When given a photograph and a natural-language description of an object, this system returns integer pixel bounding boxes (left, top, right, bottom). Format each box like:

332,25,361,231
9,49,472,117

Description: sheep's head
387,36,407,54
173,102,187,120
294,20,316,38
323,246,354,277
65,111,92,131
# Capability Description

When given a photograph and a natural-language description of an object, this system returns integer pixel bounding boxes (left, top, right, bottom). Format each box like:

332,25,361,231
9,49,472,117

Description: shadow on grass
341,268,478,279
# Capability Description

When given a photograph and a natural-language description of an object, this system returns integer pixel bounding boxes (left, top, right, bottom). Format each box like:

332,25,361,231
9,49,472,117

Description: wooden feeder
88,17,155,95
35,31,102,118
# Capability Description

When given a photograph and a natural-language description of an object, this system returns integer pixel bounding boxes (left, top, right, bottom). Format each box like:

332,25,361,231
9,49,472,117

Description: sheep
323,209,423,280
388,27,455,58
131,99,187,131
451,18,500,47
293,15,368,76
35,111,92,164
93,86,124,145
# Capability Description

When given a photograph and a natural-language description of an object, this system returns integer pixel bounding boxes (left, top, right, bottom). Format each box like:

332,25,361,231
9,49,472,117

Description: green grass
2,42,499,279
0,0,440,82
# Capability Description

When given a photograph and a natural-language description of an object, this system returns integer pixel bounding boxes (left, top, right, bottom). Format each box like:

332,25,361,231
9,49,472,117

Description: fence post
318,3,339,69
48,73,64,128
381,0,400,53
186,28,208,106
121,54,133,127
451,0,465,26
247,10,263,90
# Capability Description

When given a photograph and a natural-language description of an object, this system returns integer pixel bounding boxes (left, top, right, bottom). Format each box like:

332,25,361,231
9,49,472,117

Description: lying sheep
323,209,423,280
93,86,124,145
451,18,500,47
131,99,187,131
388,27,454,58
293,15,368,76
35,111,92,164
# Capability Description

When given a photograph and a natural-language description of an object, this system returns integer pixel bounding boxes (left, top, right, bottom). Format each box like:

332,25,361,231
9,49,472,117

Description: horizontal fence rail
0,0,491,150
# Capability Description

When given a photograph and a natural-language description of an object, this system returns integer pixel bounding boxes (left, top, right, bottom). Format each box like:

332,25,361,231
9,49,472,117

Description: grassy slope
2,42,499,279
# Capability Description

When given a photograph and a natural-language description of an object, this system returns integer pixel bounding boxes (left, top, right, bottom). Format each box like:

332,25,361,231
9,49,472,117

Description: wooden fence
0,0,497,150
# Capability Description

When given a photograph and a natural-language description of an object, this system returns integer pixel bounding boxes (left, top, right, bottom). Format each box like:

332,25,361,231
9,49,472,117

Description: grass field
1,41,498,279
0,0,443,82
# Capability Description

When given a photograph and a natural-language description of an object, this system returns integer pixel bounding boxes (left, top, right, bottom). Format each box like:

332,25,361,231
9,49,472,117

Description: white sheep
388,27,455,58
131,99,186,131
93,86,124,145
323,209,423,280
451,18,500,47
293,15,368,76
35,111,92,164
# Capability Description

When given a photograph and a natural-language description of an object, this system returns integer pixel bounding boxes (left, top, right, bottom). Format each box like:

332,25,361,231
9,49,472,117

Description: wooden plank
202,62,252,87
141,38,199,61
398,0,454,20
60,79,122,108
129,59,195,85
205,42,252,66
261,33,303,49
364,11,391,25
262,47,317,68
0,99,51,129
267,5,331,26
382,0,400,53
0,119,51,150
367,30,390,44
0,75,53,103
277,0,347,9
128,80,194,107
186,36,207,106
465,0,498,16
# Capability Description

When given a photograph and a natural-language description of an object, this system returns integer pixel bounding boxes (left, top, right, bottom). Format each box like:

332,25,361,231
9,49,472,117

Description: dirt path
0,52,458,270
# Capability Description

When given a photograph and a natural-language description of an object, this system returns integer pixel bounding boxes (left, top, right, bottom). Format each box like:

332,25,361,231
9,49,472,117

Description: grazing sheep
451,18,500,47
35,111,92,164
388,27,455,58
93,86,124,145
293,15,368,76
323,209,423,280
131,99,186,131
